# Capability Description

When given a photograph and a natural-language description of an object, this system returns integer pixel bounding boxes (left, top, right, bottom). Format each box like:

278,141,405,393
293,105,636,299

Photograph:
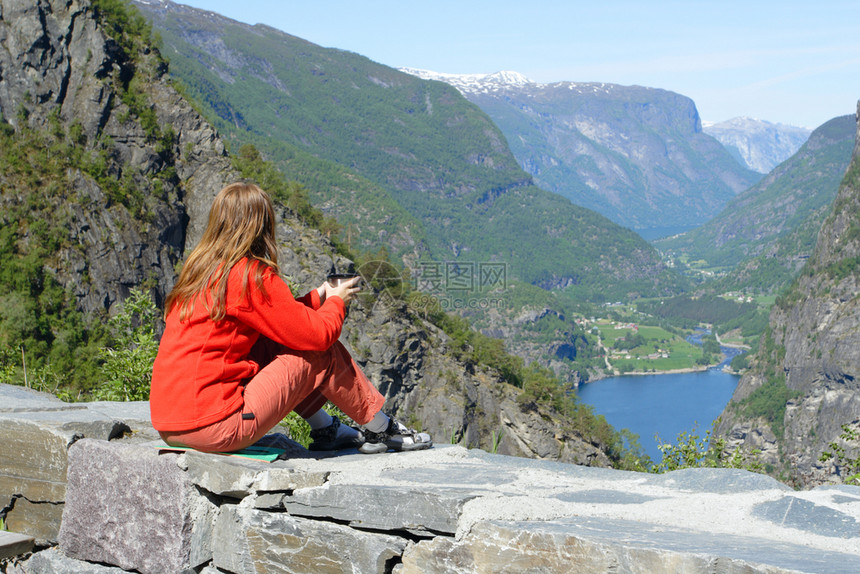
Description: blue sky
175,1,860,128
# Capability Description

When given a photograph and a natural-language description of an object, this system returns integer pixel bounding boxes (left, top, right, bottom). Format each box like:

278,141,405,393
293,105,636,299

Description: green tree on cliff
93,288,161,402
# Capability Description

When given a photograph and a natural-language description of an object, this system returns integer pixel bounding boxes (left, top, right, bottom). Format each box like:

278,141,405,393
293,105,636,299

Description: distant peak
400,68,534,94
704,116,811,132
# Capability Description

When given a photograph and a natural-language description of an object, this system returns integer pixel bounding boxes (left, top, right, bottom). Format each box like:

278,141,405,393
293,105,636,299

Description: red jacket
149,259,345,432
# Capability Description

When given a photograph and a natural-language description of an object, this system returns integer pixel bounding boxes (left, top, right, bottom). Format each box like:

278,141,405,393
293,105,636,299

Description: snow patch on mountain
400,68,535,95
401,69,641,100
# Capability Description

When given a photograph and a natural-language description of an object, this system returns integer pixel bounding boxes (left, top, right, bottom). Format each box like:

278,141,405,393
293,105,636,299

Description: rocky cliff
703,117,812,174
0,0,614,465
716,105,860,487
0,0,231,316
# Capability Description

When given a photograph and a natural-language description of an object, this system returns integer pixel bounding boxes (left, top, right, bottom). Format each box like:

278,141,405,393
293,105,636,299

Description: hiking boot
358,416,433,454
308,416,364,451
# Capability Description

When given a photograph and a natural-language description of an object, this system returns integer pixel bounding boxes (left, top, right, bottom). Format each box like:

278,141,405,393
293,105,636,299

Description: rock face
716,106,860,487
0,0,233,315
340,298,611,464
703,117,812,174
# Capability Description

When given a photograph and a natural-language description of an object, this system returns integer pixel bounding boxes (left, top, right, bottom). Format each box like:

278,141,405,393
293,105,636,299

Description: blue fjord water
577,348,741,463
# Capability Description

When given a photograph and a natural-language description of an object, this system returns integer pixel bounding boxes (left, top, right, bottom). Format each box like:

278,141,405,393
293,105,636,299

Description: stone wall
0,385,156,544
3,383,860,574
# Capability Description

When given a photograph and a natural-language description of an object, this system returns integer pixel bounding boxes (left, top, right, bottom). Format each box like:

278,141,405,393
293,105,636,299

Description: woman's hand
320,276,362,305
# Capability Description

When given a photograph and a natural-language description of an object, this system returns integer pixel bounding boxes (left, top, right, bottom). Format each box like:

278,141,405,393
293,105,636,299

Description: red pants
159,339,385,452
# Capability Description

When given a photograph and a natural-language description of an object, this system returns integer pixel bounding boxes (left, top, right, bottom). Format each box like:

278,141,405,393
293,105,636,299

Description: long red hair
166,182,279,321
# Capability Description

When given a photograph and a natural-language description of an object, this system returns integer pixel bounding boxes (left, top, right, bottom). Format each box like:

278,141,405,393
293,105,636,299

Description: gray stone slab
0,402,155,441
0,384,154,432
0,417,77,542
253,492,286,510
536,516,859,574
1,497,64,545
811,483,860,505
273,445,860,557
58,439,216,574
380,449,791,497
284,484,479,535
649,467,794,493
392,461,520,487
180,448,329,498
554,488,665,504
20,548,131,573
0,383,73,413
0,531,34,560
401,516,860,574
0,393,159,543
453,447,631,481
754,496,860,539
213,504,407,574
80,400,155,430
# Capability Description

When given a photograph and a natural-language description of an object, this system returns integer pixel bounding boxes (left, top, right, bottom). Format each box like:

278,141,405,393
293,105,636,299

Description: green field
594,321,710,373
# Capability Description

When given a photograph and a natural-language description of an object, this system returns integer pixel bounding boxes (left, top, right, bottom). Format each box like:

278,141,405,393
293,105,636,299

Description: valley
656,114,856,294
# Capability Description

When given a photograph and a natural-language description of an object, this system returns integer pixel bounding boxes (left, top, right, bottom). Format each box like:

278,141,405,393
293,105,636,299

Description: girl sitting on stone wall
149,182,432,454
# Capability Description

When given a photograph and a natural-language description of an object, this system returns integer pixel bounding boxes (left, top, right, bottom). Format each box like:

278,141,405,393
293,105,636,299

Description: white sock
304,409,334,431
364,411,390,433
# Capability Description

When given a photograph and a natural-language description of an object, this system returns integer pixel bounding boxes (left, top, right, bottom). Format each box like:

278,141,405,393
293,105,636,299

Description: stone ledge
4,383,860,573
400,517,858,574
0,531,34,560
49,439,860,574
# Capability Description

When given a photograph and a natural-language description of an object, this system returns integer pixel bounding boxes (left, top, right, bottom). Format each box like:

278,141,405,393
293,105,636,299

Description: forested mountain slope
715,108,860,487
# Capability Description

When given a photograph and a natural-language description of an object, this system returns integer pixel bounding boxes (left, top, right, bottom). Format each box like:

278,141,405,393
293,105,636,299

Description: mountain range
4,0,857,487
403,69,763,238
134,0,696,384
136,1,679,297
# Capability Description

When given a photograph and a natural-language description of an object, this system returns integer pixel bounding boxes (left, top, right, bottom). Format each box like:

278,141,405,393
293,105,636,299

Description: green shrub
819,423,860,485
738,374,801,440
279,404,351,448
93,288,161,401
652,420,763,474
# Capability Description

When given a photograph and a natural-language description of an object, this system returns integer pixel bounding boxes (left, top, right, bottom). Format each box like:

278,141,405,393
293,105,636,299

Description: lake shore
583,365,710,383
